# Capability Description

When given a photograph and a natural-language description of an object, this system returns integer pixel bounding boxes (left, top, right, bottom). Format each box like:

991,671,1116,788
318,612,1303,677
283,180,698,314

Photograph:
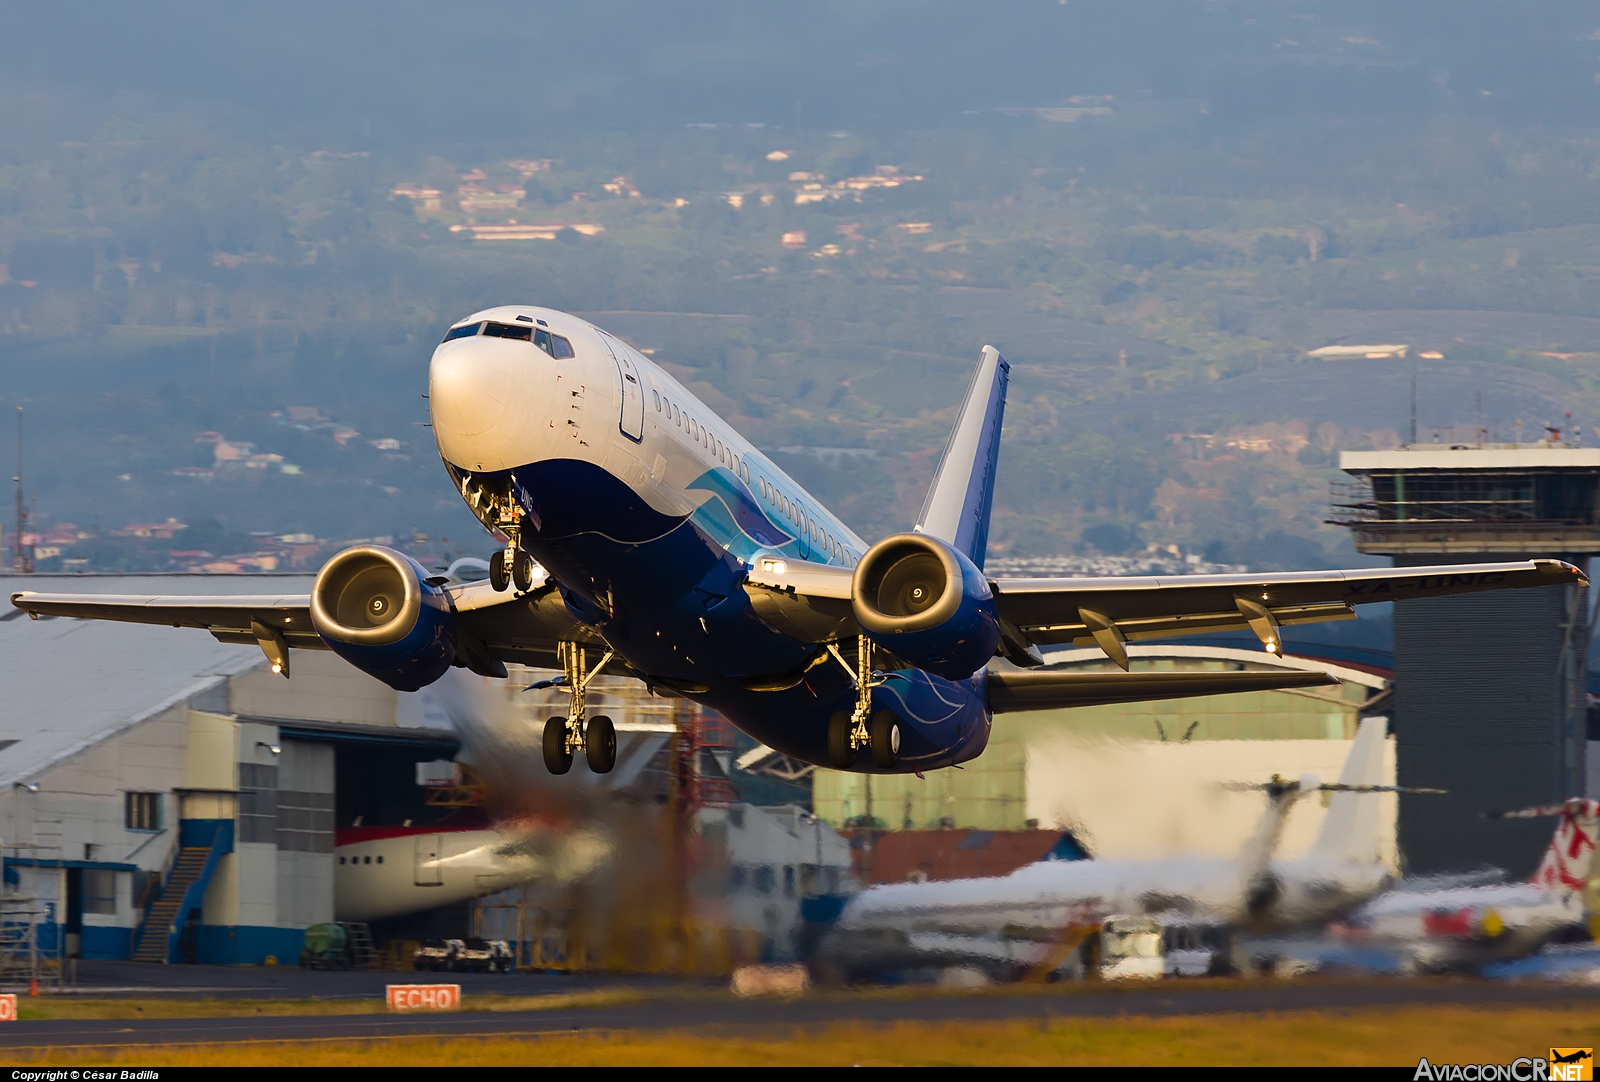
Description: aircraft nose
429,337,541,472
430,338,512,441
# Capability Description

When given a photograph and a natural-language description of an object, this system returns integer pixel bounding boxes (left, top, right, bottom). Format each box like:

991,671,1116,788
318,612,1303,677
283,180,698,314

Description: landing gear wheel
512,547,534,592
585,715,617,773
827,709,855,769
870,710,901,769
489,550,510,592
542,716,573,774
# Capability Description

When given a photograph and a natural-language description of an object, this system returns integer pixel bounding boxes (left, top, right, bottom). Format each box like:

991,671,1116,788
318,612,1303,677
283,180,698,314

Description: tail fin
1493,799,1600,891
915,345,1009,569
1309,716,1389,864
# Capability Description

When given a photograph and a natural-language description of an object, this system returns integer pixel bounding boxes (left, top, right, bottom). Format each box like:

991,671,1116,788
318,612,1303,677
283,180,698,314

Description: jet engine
310,545,456,692
851,533,1000,679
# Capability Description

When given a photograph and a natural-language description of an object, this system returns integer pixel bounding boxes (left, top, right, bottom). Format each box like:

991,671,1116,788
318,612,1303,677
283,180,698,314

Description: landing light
760,558,788,575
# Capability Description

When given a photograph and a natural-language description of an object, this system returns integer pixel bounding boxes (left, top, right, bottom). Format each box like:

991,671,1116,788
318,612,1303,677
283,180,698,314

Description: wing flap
988,667,1340,713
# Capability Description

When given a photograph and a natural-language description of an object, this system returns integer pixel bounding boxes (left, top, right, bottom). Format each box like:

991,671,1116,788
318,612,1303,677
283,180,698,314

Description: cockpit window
484,322,533,341
441,323,482,342
532,330,575,358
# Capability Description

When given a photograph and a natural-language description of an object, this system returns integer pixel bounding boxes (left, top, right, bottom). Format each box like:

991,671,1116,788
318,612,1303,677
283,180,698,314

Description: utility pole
13,407,30,574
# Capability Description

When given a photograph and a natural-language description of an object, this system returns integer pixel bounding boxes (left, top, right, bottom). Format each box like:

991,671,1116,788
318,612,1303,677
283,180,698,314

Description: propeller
1223,773,1445,797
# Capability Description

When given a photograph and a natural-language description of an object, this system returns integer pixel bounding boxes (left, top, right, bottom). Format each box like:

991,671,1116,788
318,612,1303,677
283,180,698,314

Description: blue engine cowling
851,533,1001,679
309,545,456,692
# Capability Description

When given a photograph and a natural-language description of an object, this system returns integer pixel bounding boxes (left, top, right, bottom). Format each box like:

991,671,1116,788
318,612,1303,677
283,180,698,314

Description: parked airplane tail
914,345,1009,570
1489,799,1600,892
1308,716,1390,865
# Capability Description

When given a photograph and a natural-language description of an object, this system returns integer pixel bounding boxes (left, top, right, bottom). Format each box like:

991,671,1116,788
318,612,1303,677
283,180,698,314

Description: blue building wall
199,925,305,966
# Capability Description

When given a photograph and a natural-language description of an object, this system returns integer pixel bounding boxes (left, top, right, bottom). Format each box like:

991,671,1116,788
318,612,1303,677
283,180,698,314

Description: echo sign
386,984,461,1011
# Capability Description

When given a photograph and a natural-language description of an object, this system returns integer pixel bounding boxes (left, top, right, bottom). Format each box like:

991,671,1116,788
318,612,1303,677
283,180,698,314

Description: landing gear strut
537,642,617,774
826,637,900,769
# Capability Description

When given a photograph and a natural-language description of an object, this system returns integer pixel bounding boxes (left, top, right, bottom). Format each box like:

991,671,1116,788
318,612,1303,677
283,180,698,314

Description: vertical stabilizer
1510,799,1600,891
1310,716,1389,864
914,345,1009,568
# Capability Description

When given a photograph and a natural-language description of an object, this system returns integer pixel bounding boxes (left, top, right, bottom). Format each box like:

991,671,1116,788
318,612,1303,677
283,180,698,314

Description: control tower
1333,442,1598,875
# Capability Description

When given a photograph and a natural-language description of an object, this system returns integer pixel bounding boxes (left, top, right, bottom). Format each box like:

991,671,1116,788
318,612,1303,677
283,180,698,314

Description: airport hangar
0,572,462,965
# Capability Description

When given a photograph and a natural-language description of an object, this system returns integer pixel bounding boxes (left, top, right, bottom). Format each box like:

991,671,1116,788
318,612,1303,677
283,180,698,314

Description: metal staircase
129,821,233,964
342,922,377,969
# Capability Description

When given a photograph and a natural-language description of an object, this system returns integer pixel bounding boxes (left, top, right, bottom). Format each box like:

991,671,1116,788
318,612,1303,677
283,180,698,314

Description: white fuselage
827,850,1392,969
427,304,867,567
334,824,612,922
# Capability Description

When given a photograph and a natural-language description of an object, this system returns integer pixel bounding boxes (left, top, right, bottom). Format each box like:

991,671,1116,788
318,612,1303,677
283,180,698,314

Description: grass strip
2,1004,1596,1066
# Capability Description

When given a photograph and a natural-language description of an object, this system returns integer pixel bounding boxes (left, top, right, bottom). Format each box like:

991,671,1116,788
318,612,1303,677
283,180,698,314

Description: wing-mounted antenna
914,345,1009,570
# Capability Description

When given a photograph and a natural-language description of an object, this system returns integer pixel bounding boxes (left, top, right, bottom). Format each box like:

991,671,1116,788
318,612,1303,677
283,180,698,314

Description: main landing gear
538,642,618,775
825,637,901,770
489,545,535,593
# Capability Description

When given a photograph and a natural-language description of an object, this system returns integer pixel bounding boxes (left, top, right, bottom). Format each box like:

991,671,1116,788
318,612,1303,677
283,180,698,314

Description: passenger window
551,335,575,358
653,390,661,410
441,323,482,342
484,322,533,341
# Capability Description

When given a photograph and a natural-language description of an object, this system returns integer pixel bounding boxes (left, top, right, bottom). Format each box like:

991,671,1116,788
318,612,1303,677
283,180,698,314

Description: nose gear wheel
511,547,534,592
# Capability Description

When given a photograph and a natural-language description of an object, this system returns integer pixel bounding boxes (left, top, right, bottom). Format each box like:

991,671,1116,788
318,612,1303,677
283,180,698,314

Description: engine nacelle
851,533,1000,679
310,545,456,692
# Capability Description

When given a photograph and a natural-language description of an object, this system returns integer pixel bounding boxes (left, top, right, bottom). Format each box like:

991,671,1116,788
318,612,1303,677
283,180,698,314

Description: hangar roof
0,573,314,788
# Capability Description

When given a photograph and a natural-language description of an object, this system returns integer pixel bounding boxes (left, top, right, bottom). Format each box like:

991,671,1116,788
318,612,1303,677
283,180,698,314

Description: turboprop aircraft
10,306,1586,777
814,717,1428,981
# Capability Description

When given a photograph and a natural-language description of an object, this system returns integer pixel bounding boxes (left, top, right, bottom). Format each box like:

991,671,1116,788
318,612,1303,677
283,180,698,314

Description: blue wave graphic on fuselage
875,670,969,725
685,468,797,557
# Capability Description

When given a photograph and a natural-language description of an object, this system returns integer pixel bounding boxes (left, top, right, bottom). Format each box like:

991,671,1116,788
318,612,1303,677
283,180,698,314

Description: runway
1,978,1595,1049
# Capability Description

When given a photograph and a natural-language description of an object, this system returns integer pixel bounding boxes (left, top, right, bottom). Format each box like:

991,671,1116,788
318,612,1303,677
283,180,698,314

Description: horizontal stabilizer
986,667,1338,713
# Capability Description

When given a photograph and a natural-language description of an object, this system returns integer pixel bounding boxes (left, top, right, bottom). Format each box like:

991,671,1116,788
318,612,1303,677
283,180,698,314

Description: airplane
334,816,612,923
9,305,1587,778
1327,798,1600,972
812,716,1427,981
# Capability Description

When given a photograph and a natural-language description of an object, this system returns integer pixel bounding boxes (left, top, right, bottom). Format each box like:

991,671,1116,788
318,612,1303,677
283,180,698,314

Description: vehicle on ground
299,922,352,970
413,939,453,971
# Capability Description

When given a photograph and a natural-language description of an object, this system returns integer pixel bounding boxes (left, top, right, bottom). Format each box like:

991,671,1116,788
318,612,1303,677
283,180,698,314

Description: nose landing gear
489,545,535,593
535,642,618,774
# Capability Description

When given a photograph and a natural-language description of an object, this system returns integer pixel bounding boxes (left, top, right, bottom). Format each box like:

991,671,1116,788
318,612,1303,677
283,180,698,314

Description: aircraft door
414,834,443,886
600,333,645,442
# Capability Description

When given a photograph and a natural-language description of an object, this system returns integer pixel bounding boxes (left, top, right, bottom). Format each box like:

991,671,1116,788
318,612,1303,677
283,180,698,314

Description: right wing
10,575,601,678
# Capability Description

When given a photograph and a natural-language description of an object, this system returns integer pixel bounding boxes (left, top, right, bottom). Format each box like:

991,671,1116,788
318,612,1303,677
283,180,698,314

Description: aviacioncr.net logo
1413,1051,1592,1081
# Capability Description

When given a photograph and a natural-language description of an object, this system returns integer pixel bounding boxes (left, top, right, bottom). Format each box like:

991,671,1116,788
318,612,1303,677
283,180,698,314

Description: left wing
992,558,1585,667
744,556,1587,668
